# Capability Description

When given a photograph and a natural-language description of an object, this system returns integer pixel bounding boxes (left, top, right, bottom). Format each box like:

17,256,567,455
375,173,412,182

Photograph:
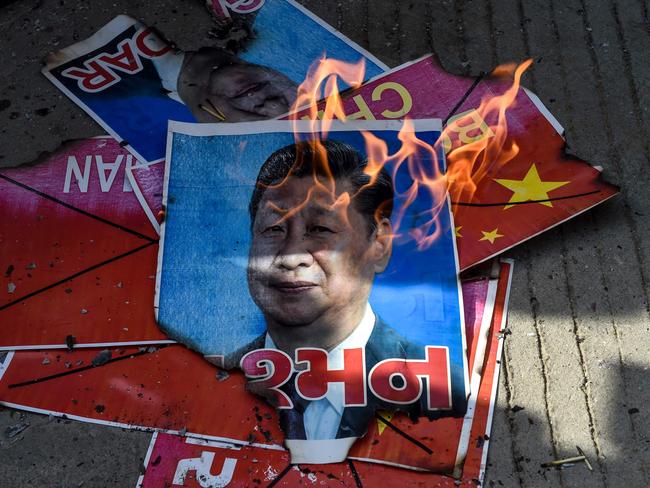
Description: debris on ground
91,349,112,367
541,445,593,471
4,416,30,439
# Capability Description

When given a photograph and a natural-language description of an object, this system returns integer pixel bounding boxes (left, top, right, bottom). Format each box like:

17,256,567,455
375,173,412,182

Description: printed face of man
247,176,390,331
178,49,297,122
207,63,297,119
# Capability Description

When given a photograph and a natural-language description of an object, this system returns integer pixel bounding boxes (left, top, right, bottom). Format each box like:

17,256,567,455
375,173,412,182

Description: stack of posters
0,261,512,483
156,119,467,463
0,0,617,485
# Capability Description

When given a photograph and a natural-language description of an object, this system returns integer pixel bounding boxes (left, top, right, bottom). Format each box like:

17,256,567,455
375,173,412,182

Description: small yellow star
376,411,394,435
494,163,570,209
480,228,504,244
455,226,463,237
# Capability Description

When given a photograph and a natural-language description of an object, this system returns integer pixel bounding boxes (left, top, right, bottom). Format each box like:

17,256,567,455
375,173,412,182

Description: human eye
309,225,335,234
234,82,265,99
262,224,285,235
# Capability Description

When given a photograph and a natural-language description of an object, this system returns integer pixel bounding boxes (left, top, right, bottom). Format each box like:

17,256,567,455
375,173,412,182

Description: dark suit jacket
225,317,467,440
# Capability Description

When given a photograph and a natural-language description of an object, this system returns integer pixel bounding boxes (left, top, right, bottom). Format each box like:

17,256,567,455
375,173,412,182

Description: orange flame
444,60,533,206
277,55,532,250
359,120,447,249
293,56,366,137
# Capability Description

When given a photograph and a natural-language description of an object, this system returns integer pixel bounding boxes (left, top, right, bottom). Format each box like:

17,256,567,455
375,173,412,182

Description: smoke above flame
276,55,533,250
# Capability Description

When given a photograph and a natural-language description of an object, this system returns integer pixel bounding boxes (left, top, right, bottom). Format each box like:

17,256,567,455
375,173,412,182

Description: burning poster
41,2,386,164
156,119,468,463
129,54,618,268
289,56,619,269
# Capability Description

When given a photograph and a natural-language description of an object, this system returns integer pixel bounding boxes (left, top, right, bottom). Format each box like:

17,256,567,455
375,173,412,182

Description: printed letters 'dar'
61,28,170,93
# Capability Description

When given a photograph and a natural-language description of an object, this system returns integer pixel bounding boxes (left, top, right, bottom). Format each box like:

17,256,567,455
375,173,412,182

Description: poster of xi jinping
41,1,385,163
156,119,469,463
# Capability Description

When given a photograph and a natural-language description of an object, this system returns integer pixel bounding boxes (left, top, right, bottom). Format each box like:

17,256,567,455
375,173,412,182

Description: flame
275,55,532,250
293,56,366,137
263,57,371,231
444,60,533,206
360,120,447,249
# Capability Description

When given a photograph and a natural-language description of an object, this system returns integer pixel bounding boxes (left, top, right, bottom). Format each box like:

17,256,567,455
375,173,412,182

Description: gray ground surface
1,0,649,486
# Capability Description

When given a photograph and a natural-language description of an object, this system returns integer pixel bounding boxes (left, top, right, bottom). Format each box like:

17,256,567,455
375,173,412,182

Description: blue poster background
47,1,385,163
158,124,466,406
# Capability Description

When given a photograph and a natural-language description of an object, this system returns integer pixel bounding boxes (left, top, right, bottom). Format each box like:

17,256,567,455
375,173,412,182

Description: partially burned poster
128,54,618,270
289,55,619,269
0,269,498,474
42,1,386,163
156,119,468,463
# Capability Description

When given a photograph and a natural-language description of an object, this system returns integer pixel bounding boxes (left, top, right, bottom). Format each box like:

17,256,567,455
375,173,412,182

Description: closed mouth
270,280,318,293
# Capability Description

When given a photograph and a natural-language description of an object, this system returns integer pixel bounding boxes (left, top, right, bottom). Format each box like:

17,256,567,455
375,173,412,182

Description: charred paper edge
41,2,387,165
155,118,445,323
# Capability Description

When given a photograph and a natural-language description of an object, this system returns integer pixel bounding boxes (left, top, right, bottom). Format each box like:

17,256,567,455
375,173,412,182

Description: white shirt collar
264,303,375,415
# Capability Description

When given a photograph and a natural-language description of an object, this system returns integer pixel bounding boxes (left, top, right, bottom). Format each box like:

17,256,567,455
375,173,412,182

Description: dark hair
249,140,394,235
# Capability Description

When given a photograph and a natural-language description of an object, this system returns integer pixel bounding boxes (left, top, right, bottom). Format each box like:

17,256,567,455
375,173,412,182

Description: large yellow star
494,164,570,209
480,228,504,244
455,226,463,237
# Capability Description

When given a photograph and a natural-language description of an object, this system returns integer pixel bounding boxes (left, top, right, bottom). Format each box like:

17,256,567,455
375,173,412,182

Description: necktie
279,375,310,440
